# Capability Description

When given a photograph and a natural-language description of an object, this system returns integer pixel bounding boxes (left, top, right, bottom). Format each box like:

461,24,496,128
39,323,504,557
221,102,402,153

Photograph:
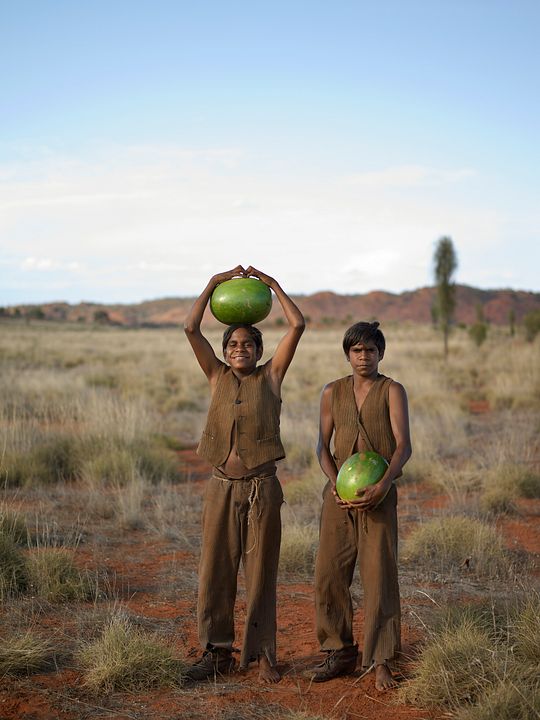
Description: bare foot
375,663,397,691
258,655,281,683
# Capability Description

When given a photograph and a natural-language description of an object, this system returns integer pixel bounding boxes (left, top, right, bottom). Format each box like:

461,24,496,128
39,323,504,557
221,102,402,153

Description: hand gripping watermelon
210,278,272,325
335,451,389,502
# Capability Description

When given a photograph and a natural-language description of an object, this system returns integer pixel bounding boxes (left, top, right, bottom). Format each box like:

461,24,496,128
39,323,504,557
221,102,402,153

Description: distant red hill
5,285,540,327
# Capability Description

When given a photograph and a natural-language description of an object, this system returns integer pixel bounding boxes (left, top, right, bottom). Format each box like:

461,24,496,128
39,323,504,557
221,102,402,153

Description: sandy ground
1,444,539,720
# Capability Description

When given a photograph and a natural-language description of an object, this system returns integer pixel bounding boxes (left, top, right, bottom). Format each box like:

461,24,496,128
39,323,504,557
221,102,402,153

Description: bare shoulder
388,379,409,407
389,379,407,394
322,379,338,397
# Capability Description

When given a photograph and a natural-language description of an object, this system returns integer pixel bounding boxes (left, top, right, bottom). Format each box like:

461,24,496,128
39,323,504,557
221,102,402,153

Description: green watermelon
335,451,389,502
210,278,272,325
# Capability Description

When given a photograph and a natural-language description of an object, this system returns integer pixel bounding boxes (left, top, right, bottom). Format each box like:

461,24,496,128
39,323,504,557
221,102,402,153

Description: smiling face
346,340,383,378
223,326,262,374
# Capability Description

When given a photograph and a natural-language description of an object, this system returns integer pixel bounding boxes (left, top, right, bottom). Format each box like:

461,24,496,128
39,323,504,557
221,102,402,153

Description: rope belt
211,468,277,553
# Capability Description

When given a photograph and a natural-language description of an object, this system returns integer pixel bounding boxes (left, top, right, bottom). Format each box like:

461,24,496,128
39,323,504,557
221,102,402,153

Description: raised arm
184,265,246,380
245,266,305,389
353,381,412,511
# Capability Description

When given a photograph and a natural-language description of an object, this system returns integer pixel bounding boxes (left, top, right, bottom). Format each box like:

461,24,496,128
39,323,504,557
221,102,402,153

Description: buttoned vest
331,374,398,473
197,362,285,470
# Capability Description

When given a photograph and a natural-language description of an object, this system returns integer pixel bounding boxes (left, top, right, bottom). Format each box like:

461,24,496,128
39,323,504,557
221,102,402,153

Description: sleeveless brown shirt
197,362,285,470
331,373,398,472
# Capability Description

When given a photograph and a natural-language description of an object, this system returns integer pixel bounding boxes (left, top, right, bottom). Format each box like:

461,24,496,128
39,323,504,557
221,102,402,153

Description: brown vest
331,373,398,472
197,362,285,470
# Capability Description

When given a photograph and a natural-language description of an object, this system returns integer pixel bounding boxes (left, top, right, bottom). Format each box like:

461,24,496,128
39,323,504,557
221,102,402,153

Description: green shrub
517,471,540,498
523,309,540,342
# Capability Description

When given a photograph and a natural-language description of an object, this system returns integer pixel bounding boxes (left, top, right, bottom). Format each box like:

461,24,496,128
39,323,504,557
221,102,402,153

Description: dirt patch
1,448,538,720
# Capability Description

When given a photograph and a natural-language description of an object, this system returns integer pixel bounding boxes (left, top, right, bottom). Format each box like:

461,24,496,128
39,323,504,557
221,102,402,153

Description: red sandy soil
1,447,538,720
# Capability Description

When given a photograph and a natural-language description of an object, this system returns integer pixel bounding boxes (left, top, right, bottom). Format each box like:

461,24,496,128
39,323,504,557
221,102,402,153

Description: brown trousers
197,471,283,668
314,482,401,668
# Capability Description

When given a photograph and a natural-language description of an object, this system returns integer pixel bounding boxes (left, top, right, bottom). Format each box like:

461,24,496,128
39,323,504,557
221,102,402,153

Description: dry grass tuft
78,613,185,692
454,680,540,720
513,594,540,665
399,614,498,708
401,597,540,716
0,503,27,544
26,547,96,602
279,521,318,577
403,515,509,578
0,628,54,675
0,534,28,598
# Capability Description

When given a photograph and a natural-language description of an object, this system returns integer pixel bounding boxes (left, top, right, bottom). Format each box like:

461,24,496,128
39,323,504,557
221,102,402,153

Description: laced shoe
184,647,236,682
307,644,358,682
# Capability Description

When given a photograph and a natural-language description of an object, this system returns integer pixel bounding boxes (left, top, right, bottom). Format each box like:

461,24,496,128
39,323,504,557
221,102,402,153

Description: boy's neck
352,368,380,385
230,364,258,380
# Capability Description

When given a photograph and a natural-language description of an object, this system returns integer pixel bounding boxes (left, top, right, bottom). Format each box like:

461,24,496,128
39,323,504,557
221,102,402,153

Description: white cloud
0,142,537,302
345,165,476,189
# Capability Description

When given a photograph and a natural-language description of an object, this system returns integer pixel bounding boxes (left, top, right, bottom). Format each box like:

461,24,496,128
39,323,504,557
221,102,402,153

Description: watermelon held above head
210,278,272,325
335,451,389,502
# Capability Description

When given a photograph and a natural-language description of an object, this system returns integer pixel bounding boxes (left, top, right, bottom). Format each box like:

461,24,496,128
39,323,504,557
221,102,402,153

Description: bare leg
375,663,397,691
258,655,281,683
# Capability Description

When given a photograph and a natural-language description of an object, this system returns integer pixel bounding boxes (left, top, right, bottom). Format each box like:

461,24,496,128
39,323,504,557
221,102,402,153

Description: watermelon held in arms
335,451,389,502
210,278,272,325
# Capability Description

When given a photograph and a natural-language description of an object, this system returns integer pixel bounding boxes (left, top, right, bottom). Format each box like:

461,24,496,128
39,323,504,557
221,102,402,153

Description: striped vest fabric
197,362,285,469
331,374,397,470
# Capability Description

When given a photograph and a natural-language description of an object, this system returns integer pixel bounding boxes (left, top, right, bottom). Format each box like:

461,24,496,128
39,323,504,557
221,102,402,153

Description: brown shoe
185,647,236,682
307,645,358,682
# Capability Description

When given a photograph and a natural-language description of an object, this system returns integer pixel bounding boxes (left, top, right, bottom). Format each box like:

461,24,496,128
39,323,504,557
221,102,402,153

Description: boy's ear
256,347,263,361
378,349,385,361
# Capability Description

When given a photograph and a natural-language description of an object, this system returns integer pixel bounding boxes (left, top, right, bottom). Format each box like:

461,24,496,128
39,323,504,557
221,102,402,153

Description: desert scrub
403,515,509,578
279,521,318,578
454,681,540,720
26,547,95,602
0,504,27,544
399,614,498,708
78,613,185,692
0,534,28,598
0,628,53,675
512,594,540,665
1,434,82,486
401,599,540,717
480,464,540,514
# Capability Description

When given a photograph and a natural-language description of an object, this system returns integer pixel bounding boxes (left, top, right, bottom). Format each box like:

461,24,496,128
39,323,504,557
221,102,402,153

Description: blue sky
1,0,539,304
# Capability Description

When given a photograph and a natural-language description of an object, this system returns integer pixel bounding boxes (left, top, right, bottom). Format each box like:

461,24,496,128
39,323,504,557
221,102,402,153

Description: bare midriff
354,435,369,454
218,428,276,479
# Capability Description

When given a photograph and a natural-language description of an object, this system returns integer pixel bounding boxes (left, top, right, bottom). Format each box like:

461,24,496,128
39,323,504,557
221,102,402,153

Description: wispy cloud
346,165,476,189
0,142,536,302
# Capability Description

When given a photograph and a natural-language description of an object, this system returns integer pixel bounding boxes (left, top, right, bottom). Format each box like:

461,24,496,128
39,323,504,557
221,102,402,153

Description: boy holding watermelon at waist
184,265,305,683
308,321,411,690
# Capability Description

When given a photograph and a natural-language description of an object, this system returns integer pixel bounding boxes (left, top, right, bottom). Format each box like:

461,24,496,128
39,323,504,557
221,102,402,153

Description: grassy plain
0,320,539,719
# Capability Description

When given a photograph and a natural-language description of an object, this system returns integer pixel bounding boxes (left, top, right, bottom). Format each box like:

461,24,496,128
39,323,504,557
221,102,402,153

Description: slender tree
433,236,458,359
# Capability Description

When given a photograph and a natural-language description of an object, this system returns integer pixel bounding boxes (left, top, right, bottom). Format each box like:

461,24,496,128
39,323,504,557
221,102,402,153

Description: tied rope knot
246,476,263,554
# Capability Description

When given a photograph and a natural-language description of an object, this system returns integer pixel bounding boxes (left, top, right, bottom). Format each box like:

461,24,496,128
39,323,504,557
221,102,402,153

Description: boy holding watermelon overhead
184,265,305,684
308,321,412,690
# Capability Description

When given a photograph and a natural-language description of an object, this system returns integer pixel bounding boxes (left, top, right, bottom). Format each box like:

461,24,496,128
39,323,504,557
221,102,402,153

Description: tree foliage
469,302,488,347
523,309,540,342
433,236,458,358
